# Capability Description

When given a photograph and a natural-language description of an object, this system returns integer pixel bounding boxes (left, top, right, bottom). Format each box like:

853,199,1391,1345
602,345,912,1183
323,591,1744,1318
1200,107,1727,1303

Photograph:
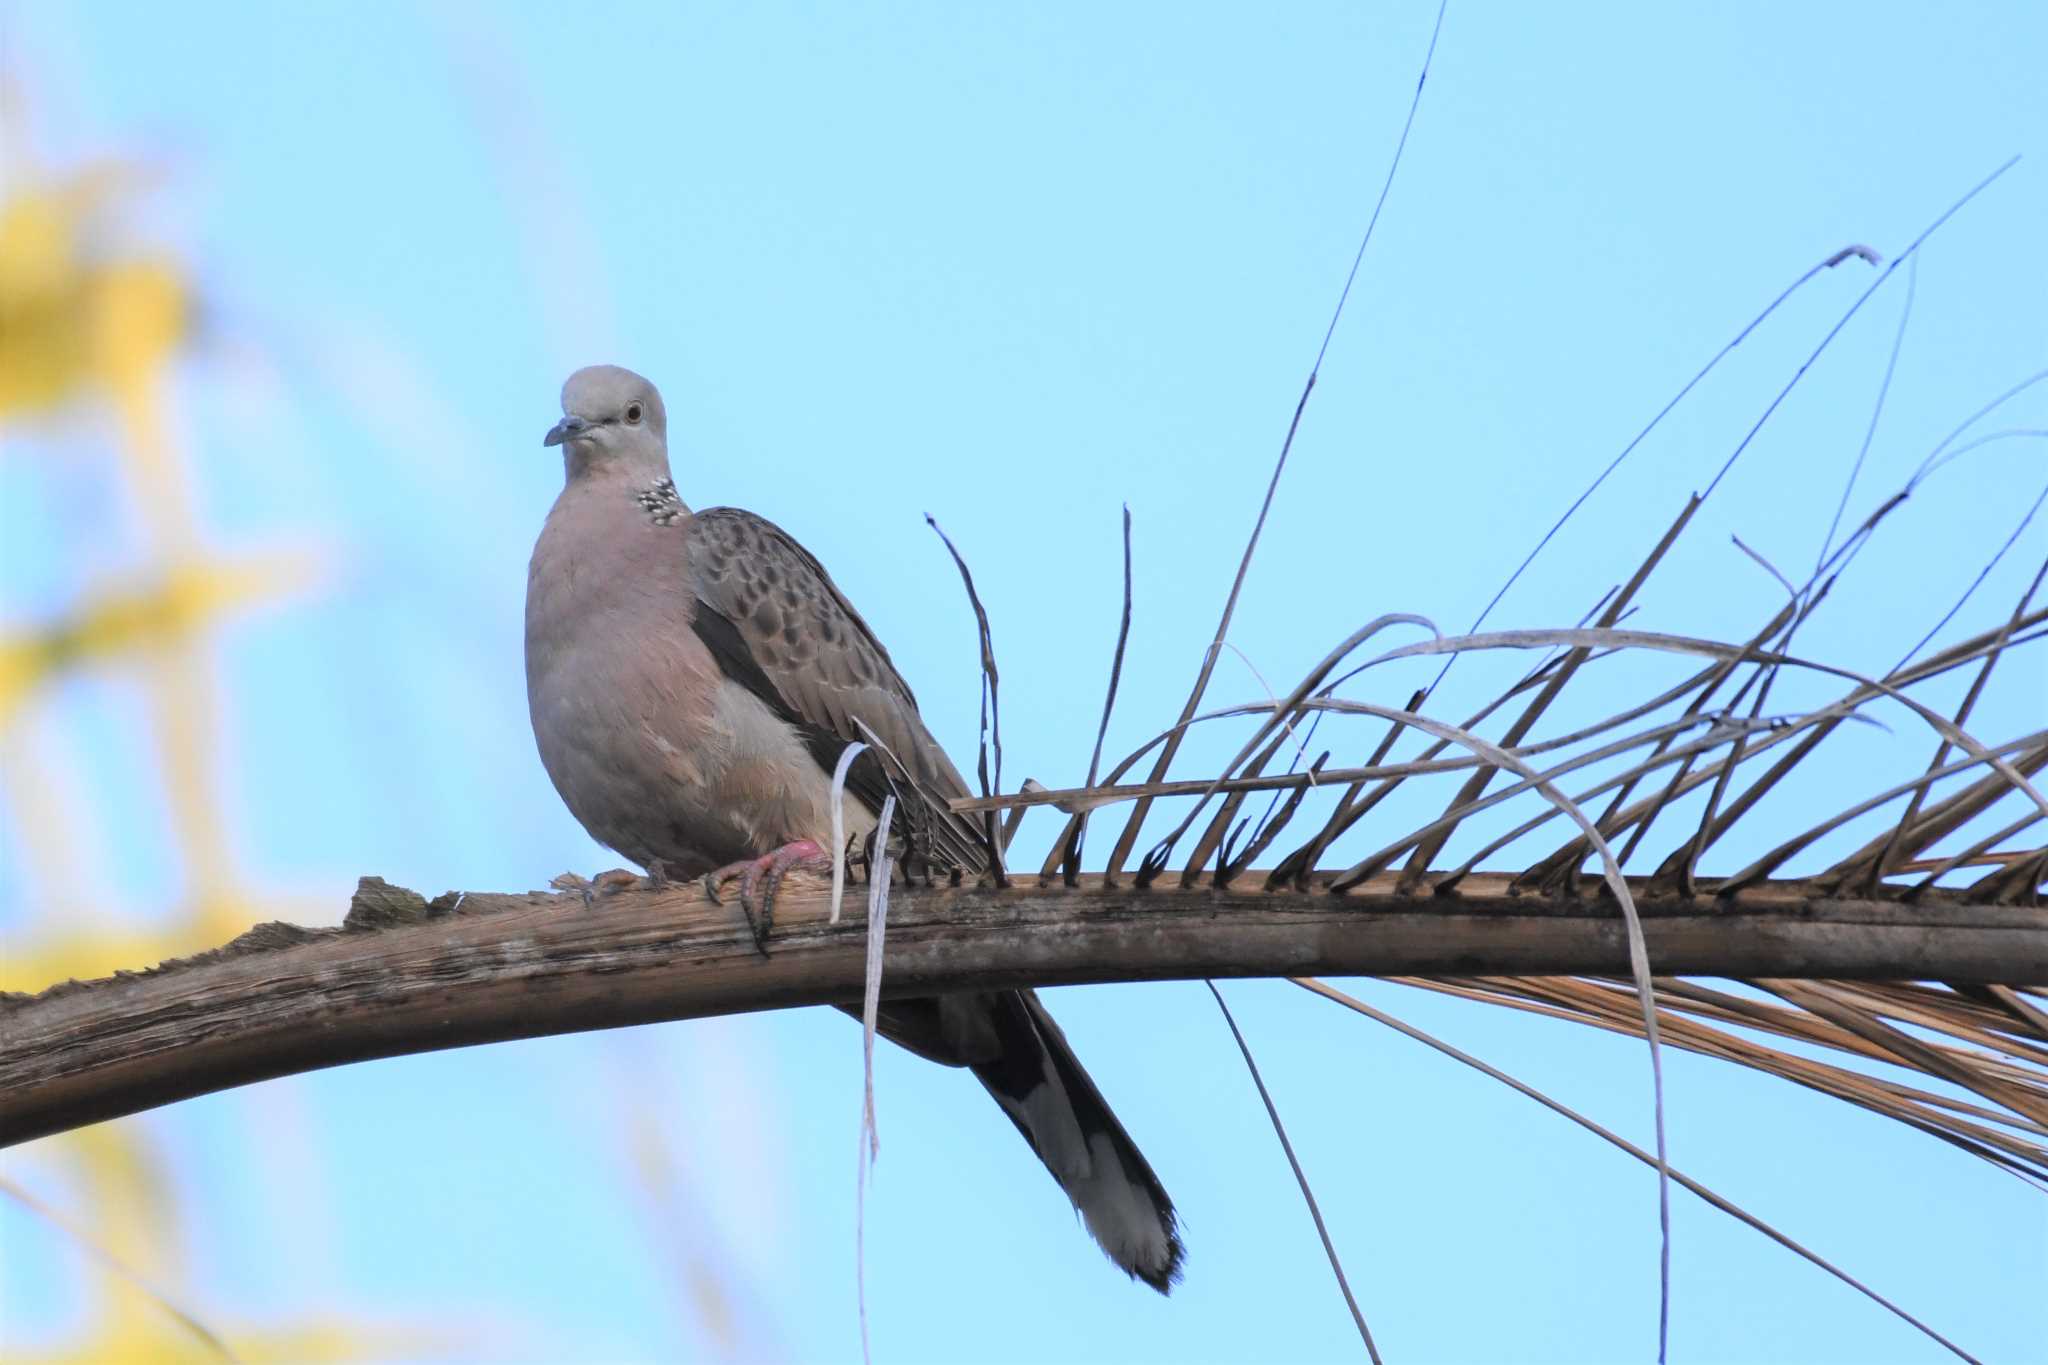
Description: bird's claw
703,839,832,957
703,859,773,956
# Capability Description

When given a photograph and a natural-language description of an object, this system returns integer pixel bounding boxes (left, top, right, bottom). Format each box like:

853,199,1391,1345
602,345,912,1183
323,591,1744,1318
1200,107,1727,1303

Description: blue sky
3,3,2044,1362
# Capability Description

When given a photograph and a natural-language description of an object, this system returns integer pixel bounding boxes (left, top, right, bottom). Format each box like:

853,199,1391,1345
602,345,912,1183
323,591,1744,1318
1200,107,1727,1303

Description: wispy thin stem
1207,981,1381,1363
1105,0,1450,878
0,1177,240,1363
1292,981,1982,1364
1817,256,1917,574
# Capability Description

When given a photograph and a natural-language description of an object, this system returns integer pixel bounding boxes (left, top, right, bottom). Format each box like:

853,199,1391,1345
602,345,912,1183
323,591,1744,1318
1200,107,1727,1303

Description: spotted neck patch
633,477,684,527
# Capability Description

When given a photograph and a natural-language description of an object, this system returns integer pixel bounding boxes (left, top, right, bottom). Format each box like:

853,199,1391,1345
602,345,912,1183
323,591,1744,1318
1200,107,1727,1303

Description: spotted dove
524,364,1184,1291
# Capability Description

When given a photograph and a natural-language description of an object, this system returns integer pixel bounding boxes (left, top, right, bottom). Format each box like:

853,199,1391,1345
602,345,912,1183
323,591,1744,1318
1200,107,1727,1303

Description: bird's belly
530,640,861,874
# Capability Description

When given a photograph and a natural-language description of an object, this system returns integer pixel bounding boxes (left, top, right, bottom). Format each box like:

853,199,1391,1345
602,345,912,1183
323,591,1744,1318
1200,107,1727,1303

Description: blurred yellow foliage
0,167,189,421
2,123,394,1363
4,79,734,1364
0,556,316,724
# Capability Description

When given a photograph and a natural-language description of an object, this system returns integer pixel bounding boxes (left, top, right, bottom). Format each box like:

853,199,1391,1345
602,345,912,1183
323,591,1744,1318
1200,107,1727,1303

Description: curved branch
2,872,2042,1148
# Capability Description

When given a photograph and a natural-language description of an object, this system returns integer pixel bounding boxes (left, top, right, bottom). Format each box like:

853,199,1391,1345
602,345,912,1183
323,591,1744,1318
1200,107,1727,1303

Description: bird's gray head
544,365,669,480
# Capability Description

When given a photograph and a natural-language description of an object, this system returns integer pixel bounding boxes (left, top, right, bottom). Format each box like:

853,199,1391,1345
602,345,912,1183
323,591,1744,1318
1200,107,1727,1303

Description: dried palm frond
947,162,2044,1358
958,500,2047,1174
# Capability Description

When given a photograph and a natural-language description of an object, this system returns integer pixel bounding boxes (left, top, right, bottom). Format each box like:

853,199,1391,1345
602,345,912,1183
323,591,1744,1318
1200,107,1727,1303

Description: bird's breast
524,488,726,857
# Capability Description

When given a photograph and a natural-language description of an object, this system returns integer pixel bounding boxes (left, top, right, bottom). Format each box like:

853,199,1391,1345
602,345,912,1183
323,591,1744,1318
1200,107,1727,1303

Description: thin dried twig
1293,981,1982,1364
926,516,1008,886
1050,506,1136,886
1105,0,1449,881
1208,982,1380,1361
856,796,898,1365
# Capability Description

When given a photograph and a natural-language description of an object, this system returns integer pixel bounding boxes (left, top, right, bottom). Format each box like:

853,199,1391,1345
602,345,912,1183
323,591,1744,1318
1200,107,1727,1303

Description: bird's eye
625,403,643,425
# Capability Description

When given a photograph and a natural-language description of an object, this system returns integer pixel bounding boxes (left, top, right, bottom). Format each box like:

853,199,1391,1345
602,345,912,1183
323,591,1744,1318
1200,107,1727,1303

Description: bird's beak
543,415,589,448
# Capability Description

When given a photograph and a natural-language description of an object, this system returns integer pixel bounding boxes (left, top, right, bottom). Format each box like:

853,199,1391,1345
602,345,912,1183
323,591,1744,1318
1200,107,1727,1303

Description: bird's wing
685,506,988,873
689,509,1178,1288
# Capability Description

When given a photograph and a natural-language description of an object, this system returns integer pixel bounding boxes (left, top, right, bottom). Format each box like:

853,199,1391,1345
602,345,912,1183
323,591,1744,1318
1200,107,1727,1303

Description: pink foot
704,839,833,953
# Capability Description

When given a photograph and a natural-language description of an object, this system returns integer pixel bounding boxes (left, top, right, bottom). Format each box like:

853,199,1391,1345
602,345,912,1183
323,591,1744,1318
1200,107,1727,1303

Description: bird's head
545,365,669,479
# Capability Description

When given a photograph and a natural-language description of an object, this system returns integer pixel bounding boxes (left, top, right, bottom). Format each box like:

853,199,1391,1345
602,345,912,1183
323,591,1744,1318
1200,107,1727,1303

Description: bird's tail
969,990,1184,1292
